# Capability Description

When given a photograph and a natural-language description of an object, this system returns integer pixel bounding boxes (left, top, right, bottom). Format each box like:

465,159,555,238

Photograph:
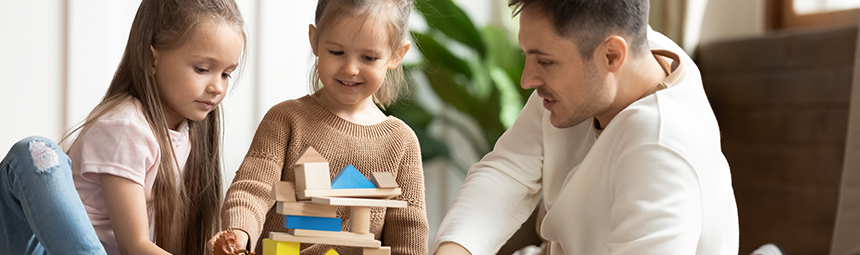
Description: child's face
312,15,401,108
151,21,243,128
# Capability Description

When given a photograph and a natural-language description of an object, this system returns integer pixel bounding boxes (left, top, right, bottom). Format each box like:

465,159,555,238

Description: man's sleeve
431,91,546,255
606,144,703,254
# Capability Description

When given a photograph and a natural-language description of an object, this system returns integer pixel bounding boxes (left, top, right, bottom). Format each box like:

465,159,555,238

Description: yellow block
324,248,340,255
262,238,299,255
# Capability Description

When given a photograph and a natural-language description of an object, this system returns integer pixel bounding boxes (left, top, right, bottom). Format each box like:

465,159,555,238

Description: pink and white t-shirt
68,97,189,255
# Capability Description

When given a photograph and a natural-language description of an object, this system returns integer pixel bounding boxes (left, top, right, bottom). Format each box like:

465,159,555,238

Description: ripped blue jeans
0,136,106,255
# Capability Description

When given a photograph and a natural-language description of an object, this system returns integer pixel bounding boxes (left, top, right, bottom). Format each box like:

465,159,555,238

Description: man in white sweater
431,0,739,254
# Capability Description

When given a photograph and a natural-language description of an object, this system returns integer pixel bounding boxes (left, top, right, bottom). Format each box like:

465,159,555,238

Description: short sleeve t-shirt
68,97,189,255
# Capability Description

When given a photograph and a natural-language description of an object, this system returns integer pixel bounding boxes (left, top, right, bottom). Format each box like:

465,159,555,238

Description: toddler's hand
208,229,252,255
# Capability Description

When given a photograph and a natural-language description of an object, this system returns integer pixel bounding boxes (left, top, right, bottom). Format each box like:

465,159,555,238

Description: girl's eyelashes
328,50,344,56
362,55,379,62
194,66,209,73
221,72,233,79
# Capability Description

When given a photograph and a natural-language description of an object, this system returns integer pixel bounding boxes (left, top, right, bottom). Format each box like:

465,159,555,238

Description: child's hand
208,229,252,255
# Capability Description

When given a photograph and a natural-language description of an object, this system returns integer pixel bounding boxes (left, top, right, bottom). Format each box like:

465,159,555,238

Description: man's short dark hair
510,0,649,60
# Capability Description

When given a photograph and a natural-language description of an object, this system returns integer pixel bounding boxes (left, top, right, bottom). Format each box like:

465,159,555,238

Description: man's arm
431,91,546,255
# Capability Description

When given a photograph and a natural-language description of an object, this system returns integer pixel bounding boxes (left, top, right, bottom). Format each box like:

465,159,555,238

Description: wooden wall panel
698,25,858,255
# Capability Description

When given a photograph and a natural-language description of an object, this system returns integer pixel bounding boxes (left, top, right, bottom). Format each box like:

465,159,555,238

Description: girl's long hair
63,0,246,254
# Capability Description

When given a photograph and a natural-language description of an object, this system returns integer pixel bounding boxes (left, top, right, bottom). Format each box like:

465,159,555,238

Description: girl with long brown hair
0,0,246,254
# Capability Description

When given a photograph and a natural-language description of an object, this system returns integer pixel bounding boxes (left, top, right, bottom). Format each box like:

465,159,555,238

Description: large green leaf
415,0,486,57
420,67,479,118
411,31,473,79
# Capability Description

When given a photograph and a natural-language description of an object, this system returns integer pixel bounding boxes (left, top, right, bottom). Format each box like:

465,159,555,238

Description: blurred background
2,0,859,254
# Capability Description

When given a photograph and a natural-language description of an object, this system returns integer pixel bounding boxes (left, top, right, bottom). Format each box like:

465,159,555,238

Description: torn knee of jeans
29,140,59,173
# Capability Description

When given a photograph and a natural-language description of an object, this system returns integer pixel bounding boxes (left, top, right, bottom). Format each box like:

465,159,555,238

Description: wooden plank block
302,188,401,199
262,238,299,255
283,215,341,232
311,197,407,208
295,162,331,200
331,165,376,189
324,248,340,255
370,172,398,188
363,247,391,255
288,228,375,240
270,182,296,202
296,146,327,165
270,231,382,248
276,201,337,218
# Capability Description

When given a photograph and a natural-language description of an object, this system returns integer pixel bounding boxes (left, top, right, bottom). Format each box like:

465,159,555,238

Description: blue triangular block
331,165,376,189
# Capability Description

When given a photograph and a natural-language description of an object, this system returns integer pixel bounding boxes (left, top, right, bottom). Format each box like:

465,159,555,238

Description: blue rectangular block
283,215,342,232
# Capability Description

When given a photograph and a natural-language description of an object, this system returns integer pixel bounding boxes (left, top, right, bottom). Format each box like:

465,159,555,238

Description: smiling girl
211,0,428,254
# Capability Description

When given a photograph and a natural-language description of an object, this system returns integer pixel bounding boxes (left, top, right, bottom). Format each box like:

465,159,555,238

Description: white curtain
649,0,709,54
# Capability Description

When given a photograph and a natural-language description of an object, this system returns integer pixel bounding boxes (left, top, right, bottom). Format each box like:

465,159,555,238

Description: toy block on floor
270,182,296,202
311,197,407,208
262,238,299,255
331,165,376,189
324,248,340,255
370,172,398,189
295,146,327,165
295,162,331,200
283,215,341,232
270,232,382,248
301,188,401,199
363,247,391,255
275,201,337,218
288,229,375,240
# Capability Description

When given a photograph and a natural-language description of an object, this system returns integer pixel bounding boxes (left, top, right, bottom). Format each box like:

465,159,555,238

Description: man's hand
207,229,251,255
435,242,472,255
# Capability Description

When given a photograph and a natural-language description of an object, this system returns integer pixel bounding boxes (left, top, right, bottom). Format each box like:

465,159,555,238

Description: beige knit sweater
221,95,428,255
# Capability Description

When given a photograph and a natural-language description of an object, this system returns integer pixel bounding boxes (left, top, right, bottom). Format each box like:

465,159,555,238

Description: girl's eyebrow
193,55,239,68
192,55,220,64
324,40,382,55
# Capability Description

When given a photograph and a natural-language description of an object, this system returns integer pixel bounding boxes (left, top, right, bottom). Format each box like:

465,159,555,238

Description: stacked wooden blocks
263,147,403,255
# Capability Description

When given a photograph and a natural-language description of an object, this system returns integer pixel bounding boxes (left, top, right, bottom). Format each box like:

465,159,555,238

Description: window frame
766,0,860,30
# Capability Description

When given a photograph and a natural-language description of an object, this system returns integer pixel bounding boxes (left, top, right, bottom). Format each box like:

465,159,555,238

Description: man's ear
388,41,411,69
599,35,628,73
150,45,159,75
309,24,319,56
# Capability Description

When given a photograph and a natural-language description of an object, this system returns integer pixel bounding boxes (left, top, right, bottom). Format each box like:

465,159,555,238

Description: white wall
698,0,766,45
0,0,316,192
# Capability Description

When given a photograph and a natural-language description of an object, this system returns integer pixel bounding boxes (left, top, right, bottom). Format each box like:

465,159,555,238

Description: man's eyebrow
525,49,549,56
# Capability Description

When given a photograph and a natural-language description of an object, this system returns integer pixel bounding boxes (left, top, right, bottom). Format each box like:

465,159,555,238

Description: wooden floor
698,26,858,255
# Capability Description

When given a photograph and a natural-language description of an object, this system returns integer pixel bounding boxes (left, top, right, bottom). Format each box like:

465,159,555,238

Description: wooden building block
270,182,296,202
262,238,299,255
302,188,401,199
311,197,407,208
283,215,341,232
288,228,375,240
370,172,398,189
295,162,331,200
350,206,371,234
331,165,376,189
295,146,327,165
363,247,391,255
270,232,382,248
275,201,337,218
324,248,340,255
